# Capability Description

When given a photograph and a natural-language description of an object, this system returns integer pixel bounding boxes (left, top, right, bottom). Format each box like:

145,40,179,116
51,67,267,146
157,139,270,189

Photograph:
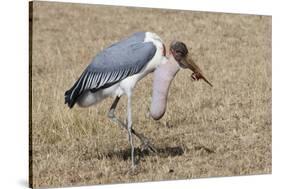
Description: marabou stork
65,31,212,168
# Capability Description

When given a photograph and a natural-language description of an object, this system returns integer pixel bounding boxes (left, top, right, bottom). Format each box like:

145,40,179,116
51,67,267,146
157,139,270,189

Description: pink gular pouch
150,60,180,120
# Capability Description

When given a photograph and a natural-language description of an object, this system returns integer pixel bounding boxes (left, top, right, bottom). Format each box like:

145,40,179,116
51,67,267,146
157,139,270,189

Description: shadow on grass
98,146,185,162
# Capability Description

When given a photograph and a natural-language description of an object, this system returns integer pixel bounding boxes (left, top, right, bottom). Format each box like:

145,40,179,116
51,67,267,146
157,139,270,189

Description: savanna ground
30,1,272,188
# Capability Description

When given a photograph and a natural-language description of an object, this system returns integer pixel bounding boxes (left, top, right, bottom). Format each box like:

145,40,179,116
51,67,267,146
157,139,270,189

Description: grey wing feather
65,32,157,108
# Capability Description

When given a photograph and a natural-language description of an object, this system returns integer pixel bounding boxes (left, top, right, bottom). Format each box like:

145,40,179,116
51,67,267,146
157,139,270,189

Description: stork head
169,41,213,87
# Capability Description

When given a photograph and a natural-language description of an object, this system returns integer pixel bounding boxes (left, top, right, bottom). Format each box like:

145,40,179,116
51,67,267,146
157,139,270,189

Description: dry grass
30,1,272,188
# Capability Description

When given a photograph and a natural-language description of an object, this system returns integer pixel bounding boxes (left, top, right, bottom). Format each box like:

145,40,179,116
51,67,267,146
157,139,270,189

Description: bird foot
127,164,138,176
140,138,157,153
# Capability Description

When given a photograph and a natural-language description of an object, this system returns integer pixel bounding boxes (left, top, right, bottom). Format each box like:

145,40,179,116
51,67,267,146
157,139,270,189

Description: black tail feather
64,73,85,108
64,89,76,108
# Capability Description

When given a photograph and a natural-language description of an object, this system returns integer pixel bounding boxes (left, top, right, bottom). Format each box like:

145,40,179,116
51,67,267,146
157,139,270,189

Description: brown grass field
30,1,272,188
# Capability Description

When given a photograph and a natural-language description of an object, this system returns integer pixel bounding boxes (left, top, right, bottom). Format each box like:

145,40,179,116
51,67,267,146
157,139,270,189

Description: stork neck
163,52,180,66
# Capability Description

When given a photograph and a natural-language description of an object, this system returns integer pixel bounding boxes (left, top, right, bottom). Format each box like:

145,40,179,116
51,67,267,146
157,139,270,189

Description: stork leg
126,93,135,168
107,97,157,154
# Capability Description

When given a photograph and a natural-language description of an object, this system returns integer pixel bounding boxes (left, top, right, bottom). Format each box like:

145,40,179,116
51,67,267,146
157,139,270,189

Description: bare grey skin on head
170,41,213,87
64,32,212,169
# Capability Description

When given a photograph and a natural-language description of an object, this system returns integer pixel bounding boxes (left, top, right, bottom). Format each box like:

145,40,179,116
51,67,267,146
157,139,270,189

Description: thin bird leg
127,93,135,168
107,97,157,153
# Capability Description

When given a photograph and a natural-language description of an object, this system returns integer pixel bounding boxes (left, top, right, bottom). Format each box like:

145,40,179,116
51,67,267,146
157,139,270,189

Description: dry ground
30,1,272,188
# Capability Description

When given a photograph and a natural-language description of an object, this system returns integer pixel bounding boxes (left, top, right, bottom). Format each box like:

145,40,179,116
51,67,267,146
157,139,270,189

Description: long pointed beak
181,57,213,87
